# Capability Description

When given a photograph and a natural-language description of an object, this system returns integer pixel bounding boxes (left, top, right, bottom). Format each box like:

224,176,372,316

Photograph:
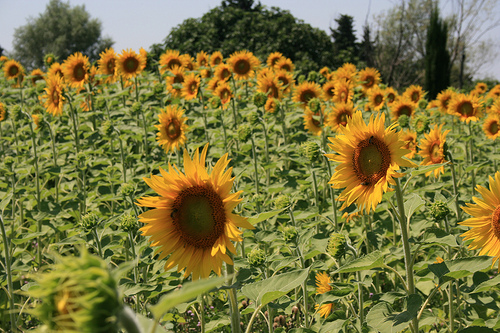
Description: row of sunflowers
1,47,500,332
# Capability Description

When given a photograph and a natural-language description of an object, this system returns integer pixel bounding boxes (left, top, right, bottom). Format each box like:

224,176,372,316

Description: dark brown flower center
166,119,181,140
398,106,412,118
73,63,86,81
374,94,383,106
52,89,60,106
8,65,19,77
171,185,226,249
492,206,500,240
337,112,350,126
124,57,139,73
489,121,499,135
460,101,474,116
234,59,250,75
168,58,182,70
300,90,315,104
353,136,391,185
411,91,419,103
106,59,115,73
430,143,443,164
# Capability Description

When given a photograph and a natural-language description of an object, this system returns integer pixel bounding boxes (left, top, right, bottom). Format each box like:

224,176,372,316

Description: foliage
12,0,113,70
330,14,359,68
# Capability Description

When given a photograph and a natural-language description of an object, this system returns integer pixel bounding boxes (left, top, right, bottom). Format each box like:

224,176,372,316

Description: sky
1,0,499,80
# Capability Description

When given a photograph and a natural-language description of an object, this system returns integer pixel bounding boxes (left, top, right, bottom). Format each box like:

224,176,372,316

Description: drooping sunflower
265,97,278,113
181,73,201,101
274,57,295,73
483,114,500,140
322,81,336,101
460,171,500,269
62,52,90,89
214,63,232,82
41,75,65,116
30,69,45,86
155,105,188,153
117,49,146,80
315,272,334,318
319,66,331,79
3,59,24,81
293,81,322,108
97,48,118,83
266,52,283,68
366,86,386,112
159,49,184,74
327,102,354,132
166,65,186,98
196,51,210,68
448,93,483,124
390,97,416,121
48,62,64,79
210,51,224,67
333,78,354,104
136,143,254,280
403,85,426,104
303,107,324,136
357,67,380,91
417,124,450,178
228,50,260,80
400,129,418,159
214,81,233,109
435,88,456,114
257,72,283,100
325,111,415,213
275,69,294,94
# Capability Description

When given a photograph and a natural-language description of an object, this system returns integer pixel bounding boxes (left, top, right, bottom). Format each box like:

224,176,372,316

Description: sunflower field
1,48,500,333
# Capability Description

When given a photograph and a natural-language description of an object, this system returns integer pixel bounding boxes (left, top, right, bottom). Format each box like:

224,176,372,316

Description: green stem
311,167,320,214
250,135,260,196
447,153,462,221
68,100,81,154
200,294,206,333
468,122,476,196
10,116,20,156
394,179,418,333
226,261,241,333
119,305,143,333
0,214,16,333
245,304,263,333
219,110,228,148
92,228,103,258
357,271,364,326
118,135,127,183
141,108,149,156
134,76,140,103
324,155,339,230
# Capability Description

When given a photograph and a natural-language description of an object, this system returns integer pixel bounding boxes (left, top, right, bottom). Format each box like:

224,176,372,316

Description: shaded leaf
335,250,384,274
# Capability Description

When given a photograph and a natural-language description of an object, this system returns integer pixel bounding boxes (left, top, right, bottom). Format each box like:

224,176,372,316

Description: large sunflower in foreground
325,111,415,213
117,49,146,80
417,124,450,178
315,272,334,318
460,172,500,269
41,75,65,116
62,52,90,89
136,144,254,280
228,50,260,80
155,105,188,153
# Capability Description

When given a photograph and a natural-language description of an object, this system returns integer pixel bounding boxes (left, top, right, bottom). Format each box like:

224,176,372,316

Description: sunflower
210,51,224,67
319,66,331,78
180,54,196,71
117,49,146,80
228,50,260,80
472,82,488,96
207,77,223,92
265,52,282,68
333,63,358,83
303,107,323,136
293,81,322,108
325,111,415,213
44,53,57,67
366,86,386,112
333,78,354,104
214,81,233,109
181,73,201,101
460,171,500,269
390,97,416,121
214,63,232,82
196,51,210,68
257,72,283,100
384,87,398,106
155,105,188,153
483,114,500,140
30,69,45,85
435,88,456,114
274,57,295,73
322,81,336,101
3,59,24,81
32,114,41,130
448,93,483,124
48,62,64,79
0,102,6,122
265,97,278,113
97,48,117,83
315,272,334,318
403,85,426,104
400,129,418,159
487,84,500,100
41,75,65,116
166,66,186,98
357,67,380,91
62,52,90,89
417,124,450,178
159,50,184,74
275,69,294,94
327,102,354,132
136,143,254,280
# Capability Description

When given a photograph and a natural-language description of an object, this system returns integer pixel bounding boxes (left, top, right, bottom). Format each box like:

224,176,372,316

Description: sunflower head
391,97,416,121
117,49,146,80
483,114,500,140
41,74,65,116
210,51,224,67
44,53,57,67
265,97,279,113
327,233,347,260
214,81,233,109
448,93,483,123
303,107,323,136
155,105,188,153
293,81,322,108
266,52,283,68
403,85,426,104
228,50,260,80
62,52,90,89
358,67,380,91
181,73,201,101
3,59,24,80
327,102,354,132
417,124,450,178
136,144,254,280
314,272,334,318
0,102,7,122
30,69,45,86
274,57,295,72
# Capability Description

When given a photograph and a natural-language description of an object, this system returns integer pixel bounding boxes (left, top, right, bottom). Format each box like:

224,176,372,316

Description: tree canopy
162,0,335,74
12,0,113,70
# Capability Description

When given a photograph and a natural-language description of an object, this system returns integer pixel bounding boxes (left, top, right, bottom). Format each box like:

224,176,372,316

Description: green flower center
353,136,391,185
460,101,474,116
489,121,499,135
171,185,226,249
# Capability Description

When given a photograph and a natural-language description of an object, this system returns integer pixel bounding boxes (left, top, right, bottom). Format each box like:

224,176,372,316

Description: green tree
12,0,113,70
162,2,335,74
425,5,450,99
330,14,358,67
359,25,375,67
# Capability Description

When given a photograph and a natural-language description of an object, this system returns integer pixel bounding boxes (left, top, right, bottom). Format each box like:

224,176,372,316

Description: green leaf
335,250,384,274
410,163,448,177
248,208,285,225
241,268,309,307
366,294,421,332
404,193,425,222
135,312,170,332
421,227,458,247
428,256,492,282
0,192,13,213
149,276,226,319
458,327,497,333
471,274,500,294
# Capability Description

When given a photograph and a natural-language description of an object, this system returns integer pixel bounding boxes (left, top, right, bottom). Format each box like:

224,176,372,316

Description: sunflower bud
398,114,410,128
153,83,164,96
307,71,319,82
282,226,298,242
95,98,106,111
300,141,320,164
120,183,134,197
274,194,291,210
27,250,121,333
101,120,115,137
81,212,99,231
120,213,138,233
209,96,222,109
11,105,21,121
327,233,347,260
297,75,306,84
32,113,43,131
237,124,252,142
413,115,429,134
307,98,321,113
429,201,451,221
247,248,266,267
5,156,15,167
131,101,142,114
253,92,267,108
246,111,259,126
418,99,428,109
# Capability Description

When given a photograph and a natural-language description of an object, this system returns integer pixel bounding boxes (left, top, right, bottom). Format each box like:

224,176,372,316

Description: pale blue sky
1,0,499,80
